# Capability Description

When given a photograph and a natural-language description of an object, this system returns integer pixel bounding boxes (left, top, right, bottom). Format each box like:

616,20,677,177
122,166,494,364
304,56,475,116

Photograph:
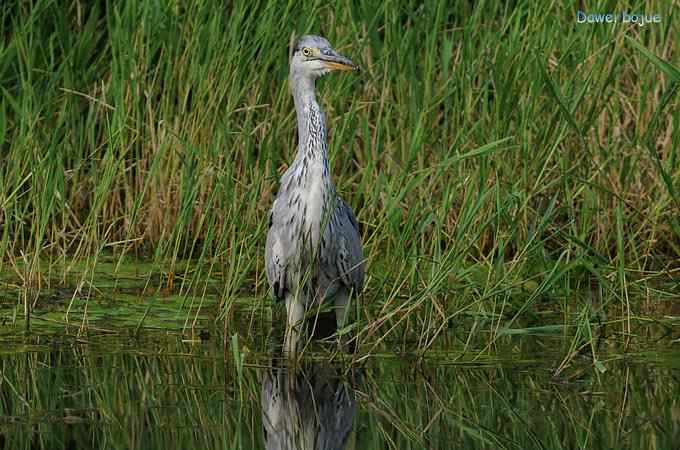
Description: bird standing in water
265,35,364,355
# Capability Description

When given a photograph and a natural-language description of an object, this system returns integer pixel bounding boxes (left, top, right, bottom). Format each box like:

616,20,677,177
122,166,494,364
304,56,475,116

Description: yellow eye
302,47,311,57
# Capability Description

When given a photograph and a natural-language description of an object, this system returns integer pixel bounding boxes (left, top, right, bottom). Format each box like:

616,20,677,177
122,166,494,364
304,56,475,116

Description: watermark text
576,10,661,26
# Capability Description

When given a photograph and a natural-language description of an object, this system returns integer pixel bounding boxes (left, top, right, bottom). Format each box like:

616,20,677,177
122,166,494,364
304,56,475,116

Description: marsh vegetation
1,0,679,448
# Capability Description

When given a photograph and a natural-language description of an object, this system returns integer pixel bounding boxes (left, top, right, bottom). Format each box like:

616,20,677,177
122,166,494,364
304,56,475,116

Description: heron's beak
320,49,358,71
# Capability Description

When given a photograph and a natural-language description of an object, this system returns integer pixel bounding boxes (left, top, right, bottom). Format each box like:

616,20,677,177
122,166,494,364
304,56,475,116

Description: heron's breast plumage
277,161,333,254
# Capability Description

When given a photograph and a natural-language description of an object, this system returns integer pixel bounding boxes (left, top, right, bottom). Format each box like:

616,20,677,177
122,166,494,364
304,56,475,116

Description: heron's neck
291,74,328,163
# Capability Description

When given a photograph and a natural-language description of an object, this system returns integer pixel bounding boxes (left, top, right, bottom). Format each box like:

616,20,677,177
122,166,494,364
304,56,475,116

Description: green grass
1,0,679,359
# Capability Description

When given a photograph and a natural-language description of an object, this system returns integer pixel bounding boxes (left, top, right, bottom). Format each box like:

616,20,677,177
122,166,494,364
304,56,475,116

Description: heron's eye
302,47,311,57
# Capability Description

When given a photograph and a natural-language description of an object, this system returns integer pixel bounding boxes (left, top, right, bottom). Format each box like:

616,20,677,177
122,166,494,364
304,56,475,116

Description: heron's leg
333,287,350,330
284,293,305,356
332,288,354,352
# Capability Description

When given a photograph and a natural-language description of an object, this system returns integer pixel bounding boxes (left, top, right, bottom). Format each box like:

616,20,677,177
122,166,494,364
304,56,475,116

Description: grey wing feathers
265,209,286,300
336,199,364,293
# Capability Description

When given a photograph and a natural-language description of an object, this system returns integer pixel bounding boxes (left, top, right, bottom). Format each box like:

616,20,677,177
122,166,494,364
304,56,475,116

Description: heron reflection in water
261,354,357,450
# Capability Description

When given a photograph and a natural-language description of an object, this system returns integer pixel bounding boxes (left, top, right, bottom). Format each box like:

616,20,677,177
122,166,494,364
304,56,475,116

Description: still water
1,320,679,449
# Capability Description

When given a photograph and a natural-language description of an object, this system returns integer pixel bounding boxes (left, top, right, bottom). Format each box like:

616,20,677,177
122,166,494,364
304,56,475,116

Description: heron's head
290,35,358,80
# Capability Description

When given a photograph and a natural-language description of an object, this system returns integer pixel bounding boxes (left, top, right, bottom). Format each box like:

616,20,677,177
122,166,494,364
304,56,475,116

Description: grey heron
265,35,364,354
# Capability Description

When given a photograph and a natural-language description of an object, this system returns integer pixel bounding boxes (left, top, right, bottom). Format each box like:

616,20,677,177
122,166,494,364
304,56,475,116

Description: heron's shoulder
336,197,360,232
275,164,301,197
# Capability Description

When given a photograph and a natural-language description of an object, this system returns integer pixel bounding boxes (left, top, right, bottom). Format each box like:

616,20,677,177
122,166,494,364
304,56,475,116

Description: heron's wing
265,208,287,300
335,199,364,293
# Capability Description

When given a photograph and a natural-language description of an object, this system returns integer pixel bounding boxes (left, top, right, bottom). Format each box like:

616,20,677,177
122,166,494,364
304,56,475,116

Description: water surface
2,319,678,449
